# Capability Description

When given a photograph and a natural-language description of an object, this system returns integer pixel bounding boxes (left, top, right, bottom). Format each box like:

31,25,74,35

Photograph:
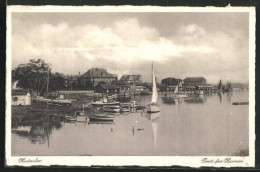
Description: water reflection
227,92,232,104
218,92,222,102
184,96,206,104
146,112,160,153
12,115,62,146
161,97,176,104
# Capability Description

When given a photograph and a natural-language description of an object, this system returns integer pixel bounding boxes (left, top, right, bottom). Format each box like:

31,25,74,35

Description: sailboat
171,81,189,98
147,63,160,113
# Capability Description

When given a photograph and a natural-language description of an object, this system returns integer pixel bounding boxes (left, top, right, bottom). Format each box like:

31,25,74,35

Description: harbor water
11,90,249,156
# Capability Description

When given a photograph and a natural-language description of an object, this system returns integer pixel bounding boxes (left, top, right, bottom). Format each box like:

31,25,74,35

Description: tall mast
152,63,153,83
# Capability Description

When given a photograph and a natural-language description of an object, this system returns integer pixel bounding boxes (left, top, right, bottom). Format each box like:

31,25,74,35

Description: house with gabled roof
119,74,142,85
78,68,117,88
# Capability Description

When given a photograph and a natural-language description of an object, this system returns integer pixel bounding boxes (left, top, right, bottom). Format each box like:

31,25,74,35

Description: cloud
12,17,248,83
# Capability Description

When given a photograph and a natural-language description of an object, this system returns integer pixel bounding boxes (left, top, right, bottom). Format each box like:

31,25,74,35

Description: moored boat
88,120,115,125
36,96,73,106
88,114,115,121
92,100,120,106
64,114,77,122
103,105,121,113
232,102,249,105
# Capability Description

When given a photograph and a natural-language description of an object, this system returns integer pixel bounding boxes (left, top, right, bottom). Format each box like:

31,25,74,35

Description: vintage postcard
6,6,255,167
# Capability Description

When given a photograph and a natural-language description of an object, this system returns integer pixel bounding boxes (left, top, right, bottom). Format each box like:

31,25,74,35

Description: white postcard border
5,5,256,167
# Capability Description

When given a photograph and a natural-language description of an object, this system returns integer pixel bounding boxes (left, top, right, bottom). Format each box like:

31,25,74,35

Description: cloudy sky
12,12,249,83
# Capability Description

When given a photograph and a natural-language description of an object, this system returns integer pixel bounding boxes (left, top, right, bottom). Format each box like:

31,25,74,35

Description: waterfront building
183,77,206,86
12,90,31,106
78,68,117,88
112,80,131,92
94,83,120,94
195,84,214,92
64,75,79,88
119,74,142,86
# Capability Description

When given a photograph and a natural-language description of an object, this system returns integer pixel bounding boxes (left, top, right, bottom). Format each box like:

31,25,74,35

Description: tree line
12,59,66,95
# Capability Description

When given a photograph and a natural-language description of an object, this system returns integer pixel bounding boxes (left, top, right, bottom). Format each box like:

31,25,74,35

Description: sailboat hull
147,105,160,113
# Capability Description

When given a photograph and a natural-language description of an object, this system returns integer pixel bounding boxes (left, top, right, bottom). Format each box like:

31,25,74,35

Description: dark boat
232,102,249,105
88,114,115,121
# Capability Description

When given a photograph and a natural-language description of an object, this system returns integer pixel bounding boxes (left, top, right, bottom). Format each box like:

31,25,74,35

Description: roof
12,90,29,96
64,75,78,80
98,84,120,89
184,77,206,82
120,74,141,81
81,68,117,78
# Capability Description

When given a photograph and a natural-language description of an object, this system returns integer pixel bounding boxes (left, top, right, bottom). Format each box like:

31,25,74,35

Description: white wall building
12,90,31,106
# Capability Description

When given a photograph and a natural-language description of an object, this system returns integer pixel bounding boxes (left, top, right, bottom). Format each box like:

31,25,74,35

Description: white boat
36,96,72,105
147,63,160,113
92,97,120,106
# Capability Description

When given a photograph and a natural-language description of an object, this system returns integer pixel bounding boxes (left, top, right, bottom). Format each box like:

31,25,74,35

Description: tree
49,72,65,91
161,77,182,86
12,59,51,95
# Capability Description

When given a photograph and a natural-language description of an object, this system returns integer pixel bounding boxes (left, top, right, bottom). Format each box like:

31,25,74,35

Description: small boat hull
88,120,115,125
232,102,249,105
88,114,115,121
103,105,121,113
103,108,120,113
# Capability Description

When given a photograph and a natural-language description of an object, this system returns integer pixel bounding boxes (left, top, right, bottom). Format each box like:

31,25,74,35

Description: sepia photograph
5,6,255,167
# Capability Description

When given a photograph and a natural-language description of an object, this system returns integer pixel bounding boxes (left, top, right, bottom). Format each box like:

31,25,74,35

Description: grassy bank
12,100,93,122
